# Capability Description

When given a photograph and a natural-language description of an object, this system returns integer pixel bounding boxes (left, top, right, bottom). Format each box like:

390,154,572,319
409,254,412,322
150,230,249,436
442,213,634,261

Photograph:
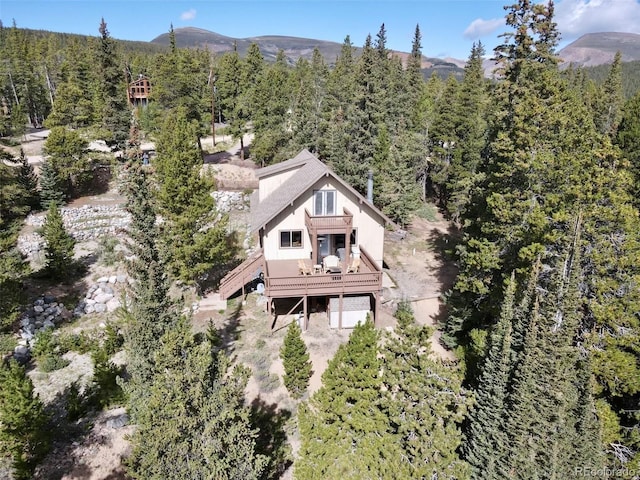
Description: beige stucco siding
262,177,385,267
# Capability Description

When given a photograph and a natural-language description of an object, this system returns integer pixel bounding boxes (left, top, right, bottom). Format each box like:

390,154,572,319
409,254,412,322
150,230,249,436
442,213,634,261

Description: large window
314,190,336,216
280,230,303,248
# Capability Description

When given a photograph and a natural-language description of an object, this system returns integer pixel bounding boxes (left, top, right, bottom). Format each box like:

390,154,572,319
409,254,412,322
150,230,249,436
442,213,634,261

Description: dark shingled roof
250,149,393,232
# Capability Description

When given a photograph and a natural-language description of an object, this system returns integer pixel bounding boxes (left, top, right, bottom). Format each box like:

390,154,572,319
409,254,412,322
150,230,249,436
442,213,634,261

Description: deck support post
303,295,308,331
338,294,343,330
374,292,381,326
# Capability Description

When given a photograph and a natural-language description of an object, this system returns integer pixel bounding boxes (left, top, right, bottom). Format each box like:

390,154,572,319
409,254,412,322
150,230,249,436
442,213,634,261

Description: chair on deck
322,255,340,273
346,257,361,273
298,259,313,275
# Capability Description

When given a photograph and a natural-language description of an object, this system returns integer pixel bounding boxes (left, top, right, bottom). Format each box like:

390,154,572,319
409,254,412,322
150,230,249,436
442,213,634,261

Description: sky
2,0,640,60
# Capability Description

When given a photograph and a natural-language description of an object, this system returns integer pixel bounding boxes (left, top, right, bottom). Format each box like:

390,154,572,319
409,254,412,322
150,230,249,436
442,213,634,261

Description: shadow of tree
218,301,244,359
250,395,293,480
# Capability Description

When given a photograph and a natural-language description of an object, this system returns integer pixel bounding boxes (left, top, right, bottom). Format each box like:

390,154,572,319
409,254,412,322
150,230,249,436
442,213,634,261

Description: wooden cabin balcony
305,208,353,235
263,245,381,298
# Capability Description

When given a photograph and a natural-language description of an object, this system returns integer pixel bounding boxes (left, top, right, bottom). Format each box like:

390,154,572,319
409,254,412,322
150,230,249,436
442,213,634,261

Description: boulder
94,293,114,304
94,303,107,313
106,298,120,312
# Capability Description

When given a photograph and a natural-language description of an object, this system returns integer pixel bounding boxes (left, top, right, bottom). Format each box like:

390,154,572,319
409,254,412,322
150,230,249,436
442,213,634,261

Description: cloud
463,18,505,39
554,0,640,40
180,8,197,21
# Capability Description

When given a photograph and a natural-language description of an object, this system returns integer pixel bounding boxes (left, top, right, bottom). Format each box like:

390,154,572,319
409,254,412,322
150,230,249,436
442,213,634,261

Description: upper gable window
313,190,336,216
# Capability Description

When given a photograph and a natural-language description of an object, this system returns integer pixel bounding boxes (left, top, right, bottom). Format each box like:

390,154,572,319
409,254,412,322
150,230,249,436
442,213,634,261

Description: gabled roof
250,149,394,232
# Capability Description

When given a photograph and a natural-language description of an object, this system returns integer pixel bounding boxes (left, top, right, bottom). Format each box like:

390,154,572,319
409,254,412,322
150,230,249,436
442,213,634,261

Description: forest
1,0,640,478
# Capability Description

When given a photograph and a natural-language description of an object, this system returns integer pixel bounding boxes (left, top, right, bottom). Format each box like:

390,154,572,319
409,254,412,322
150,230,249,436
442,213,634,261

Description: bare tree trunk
240,136,244,161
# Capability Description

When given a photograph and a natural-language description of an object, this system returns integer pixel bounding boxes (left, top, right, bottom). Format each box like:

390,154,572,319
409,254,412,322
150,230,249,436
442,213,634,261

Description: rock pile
19,205,132,256
74,275,128,317
211,191,249,214
15,295,73,362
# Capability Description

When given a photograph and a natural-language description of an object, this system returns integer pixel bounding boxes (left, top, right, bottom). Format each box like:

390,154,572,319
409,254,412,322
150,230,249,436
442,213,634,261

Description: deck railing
218,249,264,299
264,244,381,298
305,207,353,234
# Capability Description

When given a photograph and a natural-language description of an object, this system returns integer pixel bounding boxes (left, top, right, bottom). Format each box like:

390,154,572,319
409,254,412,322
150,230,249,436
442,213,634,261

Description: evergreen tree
428,74,460,206
16,149,39,210
0,360,51,480
127,318,268,479
446,42,488,226
594,51,624,138
217,45,250,160
280,320,312,399
250,50,292,166
382,302,471,479
95,19,130,148
154,107,234,285
0,158,30,332
463,274,516,479
120,165,177,421
42,126,89,199
616,91,640,203
41,202,75,279
296,319,407,479
38,159,65,209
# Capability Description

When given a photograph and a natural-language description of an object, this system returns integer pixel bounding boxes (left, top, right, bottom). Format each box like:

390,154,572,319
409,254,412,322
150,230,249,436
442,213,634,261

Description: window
280,230,303,248
313,190,336,216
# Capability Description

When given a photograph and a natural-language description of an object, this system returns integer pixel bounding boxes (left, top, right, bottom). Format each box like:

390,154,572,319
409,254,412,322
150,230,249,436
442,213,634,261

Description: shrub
31,329,66,360
98,236,119,266
59,331,94,355
38,354,70,373
103,321,124,355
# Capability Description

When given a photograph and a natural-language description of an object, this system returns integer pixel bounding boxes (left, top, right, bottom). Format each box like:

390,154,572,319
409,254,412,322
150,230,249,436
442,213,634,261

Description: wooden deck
264,246,381,298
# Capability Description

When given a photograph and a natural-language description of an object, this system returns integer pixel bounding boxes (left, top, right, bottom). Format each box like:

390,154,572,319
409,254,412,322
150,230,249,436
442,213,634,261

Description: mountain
558,32,640,66
151,27,465,79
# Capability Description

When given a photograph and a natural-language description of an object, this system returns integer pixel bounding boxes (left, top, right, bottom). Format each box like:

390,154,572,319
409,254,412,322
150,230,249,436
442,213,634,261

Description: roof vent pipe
367,169,374,203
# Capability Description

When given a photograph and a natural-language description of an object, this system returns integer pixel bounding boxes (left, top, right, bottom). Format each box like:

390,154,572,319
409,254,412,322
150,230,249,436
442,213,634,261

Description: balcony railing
305,207,353,234
263,245,381,298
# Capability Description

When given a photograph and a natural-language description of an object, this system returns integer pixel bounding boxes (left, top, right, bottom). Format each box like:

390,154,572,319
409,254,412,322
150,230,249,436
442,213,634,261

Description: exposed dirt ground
10,131,459,479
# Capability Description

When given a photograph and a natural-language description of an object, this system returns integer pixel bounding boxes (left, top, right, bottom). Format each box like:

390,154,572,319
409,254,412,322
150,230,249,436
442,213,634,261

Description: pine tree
127,318,268,479
250,50,292,166
382,302,471,479
16,149,39,210
41,202,75,279
38,159,65,209
120,165,177,421
594,51,624,138
296,319,407,479
280,320,312,399
463,275,516,479
0,158,30,332
95,19,130,148
42,126,89,199
0,360,51,479
616,91,640,204
154,107,234,285
447,42,488,226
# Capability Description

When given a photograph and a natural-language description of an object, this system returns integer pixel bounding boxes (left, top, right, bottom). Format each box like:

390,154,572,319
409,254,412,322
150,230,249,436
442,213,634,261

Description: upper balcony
305,207,353,235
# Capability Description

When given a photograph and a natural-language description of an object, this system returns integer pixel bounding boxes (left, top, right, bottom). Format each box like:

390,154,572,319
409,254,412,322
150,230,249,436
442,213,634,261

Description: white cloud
180,8,197,21
463,18,505,39
554,0,640,40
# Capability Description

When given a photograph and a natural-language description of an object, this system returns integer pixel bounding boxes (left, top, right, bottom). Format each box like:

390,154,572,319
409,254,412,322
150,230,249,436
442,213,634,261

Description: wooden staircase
218,249,265,300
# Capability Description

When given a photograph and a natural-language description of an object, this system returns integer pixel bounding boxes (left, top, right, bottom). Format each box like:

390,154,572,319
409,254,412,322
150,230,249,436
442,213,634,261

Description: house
128,74,151,108
218,150,393,329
